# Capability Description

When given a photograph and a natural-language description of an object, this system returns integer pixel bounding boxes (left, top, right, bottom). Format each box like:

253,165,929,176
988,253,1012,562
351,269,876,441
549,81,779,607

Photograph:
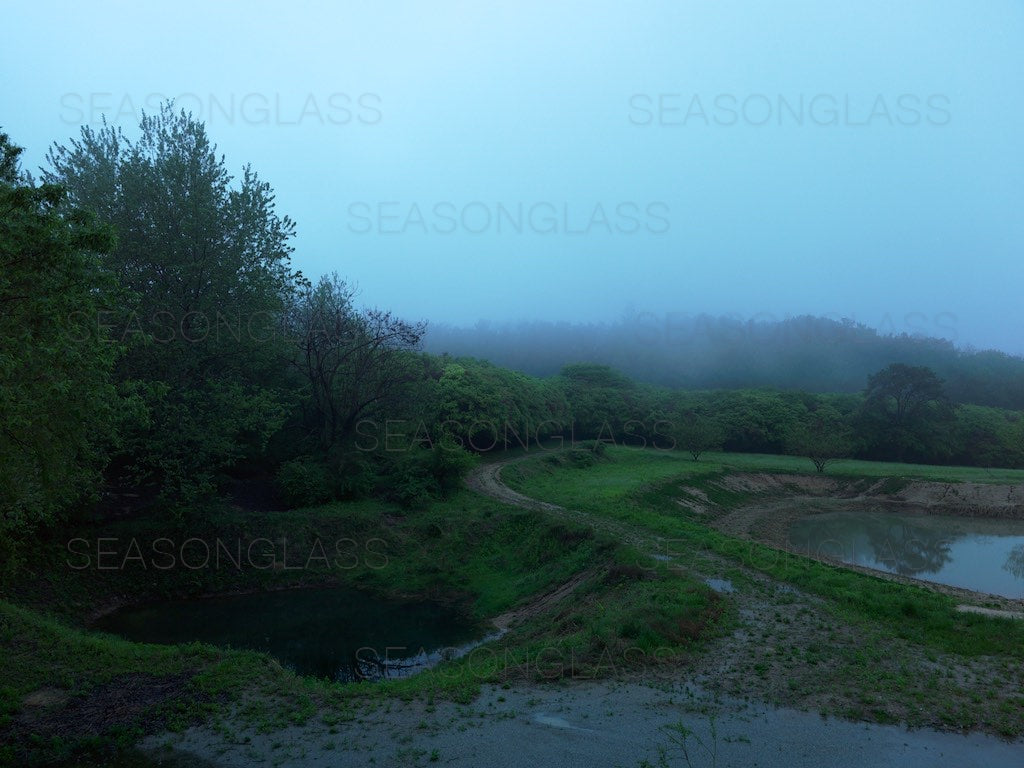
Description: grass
505,446,1024,659
505,445,1024,737
11,443,1020,762
0,598,255,765
9,492,602,624
2,484,719,764
505,446,1024,508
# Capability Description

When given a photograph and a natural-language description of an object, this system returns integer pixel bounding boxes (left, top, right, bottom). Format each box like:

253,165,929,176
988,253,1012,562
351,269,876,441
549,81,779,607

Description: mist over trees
6,104,1024,566
424,315,1024,410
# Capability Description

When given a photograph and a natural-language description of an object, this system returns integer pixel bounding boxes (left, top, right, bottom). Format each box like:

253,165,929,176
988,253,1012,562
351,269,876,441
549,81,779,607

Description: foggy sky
3,0,1022,353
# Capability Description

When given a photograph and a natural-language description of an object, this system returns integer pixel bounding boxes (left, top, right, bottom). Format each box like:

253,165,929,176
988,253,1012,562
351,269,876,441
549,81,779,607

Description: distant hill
424,314,1024,409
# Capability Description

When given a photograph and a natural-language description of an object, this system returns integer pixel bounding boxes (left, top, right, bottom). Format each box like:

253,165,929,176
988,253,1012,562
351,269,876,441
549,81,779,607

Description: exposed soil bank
717,473,1024,519
475,458,1024,736
689,473,1024,611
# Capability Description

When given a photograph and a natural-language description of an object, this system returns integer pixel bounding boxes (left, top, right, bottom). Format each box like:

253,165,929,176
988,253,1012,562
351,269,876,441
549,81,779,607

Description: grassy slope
507,447,1024,503
505,446,1024,658
12,445,1019,764
502,447,1024,736
2,485,716,765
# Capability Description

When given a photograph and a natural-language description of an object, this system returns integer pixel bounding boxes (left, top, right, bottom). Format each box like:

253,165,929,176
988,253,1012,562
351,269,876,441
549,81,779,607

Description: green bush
275,457,334,508
334,451,379,499
429,437,479,493
377,440,478,508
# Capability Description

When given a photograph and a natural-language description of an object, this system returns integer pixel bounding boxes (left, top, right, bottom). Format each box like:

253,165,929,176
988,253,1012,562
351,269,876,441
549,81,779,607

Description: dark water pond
93,587,491,681
789,511,1024,598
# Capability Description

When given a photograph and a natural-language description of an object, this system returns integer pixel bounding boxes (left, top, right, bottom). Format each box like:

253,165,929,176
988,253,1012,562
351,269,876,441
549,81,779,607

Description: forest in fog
5,104,1024,572
426,315,1024,408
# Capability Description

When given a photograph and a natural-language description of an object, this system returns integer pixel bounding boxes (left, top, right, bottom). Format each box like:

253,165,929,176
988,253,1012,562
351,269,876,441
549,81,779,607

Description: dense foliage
5,106,1024,563
43,106,299,509
0,132,122,566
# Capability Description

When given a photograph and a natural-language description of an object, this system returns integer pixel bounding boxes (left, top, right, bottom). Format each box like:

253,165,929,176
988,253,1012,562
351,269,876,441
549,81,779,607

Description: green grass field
504,445,1024,735
505,446,1024,510
504,446,1024,659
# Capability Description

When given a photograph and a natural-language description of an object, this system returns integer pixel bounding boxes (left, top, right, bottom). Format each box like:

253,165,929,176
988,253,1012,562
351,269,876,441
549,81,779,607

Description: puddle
705,577,735,593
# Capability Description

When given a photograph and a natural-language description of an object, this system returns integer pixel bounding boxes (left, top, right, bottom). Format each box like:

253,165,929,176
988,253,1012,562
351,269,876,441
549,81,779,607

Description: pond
789,511,1024,598
93,586,492,682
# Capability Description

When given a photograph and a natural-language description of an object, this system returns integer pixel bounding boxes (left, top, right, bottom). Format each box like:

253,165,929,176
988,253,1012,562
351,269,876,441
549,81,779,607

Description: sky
3,0,1023,353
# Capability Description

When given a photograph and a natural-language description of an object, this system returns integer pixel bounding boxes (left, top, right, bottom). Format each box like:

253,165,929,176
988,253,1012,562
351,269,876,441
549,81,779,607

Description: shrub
275,457,334,508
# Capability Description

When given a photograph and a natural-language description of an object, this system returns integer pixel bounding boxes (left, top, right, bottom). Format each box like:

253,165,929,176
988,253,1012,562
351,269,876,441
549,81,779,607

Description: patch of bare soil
491,568,598,631
21,687,70,708
957,604,1024,620
716,472,844,496
708,472,1024,519
893,481,1024,517
8,673,198,750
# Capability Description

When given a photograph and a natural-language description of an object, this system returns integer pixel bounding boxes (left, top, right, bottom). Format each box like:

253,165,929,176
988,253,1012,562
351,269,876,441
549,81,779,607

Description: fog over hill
424,313,1024,410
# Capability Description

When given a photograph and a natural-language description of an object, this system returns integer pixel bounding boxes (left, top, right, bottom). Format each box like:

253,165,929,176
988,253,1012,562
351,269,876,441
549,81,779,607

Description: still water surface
789,511,1024,598
94,586,488,681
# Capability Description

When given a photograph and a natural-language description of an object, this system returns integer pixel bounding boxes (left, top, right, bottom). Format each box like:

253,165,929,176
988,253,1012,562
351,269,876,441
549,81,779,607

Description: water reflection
1005,544,1024,581
793,513,955,576
789,511,1024,598
341,630,504,682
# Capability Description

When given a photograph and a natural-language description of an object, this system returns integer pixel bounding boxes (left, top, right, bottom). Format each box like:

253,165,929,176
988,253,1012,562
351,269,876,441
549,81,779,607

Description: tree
284,273,426,451
672,409,723,461
44,104,298,508
709,390,808,454
0,131,122,556
859,363,954,462
558,364,643,441
431,358,568,451
786,406,852,472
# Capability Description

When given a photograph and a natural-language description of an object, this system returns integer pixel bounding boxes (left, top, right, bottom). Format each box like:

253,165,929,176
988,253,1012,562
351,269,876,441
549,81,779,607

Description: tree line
3,105,1023,570
425,315,1024,410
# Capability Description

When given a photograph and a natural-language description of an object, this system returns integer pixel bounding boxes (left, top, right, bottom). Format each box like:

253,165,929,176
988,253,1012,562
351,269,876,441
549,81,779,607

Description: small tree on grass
787,408,852,473
672,410,724,462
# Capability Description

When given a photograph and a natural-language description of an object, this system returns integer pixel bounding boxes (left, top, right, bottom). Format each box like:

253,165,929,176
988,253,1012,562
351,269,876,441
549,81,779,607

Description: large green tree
858,363,955,462
44,104,298,508
0,132,122,555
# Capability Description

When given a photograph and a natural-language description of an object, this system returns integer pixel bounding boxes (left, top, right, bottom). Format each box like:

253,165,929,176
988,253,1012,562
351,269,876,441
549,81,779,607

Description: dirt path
143,679,1023,768
464,458,562,512
465,457,661,551
464,456,1024,735
491,567,598,631
140,457,1024,766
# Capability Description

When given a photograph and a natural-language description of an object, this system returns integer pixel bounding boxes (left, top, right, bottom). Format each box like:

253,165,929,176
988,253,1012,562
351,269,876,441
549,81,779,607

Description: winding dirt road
145,455,1024,766
464,456,658,551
